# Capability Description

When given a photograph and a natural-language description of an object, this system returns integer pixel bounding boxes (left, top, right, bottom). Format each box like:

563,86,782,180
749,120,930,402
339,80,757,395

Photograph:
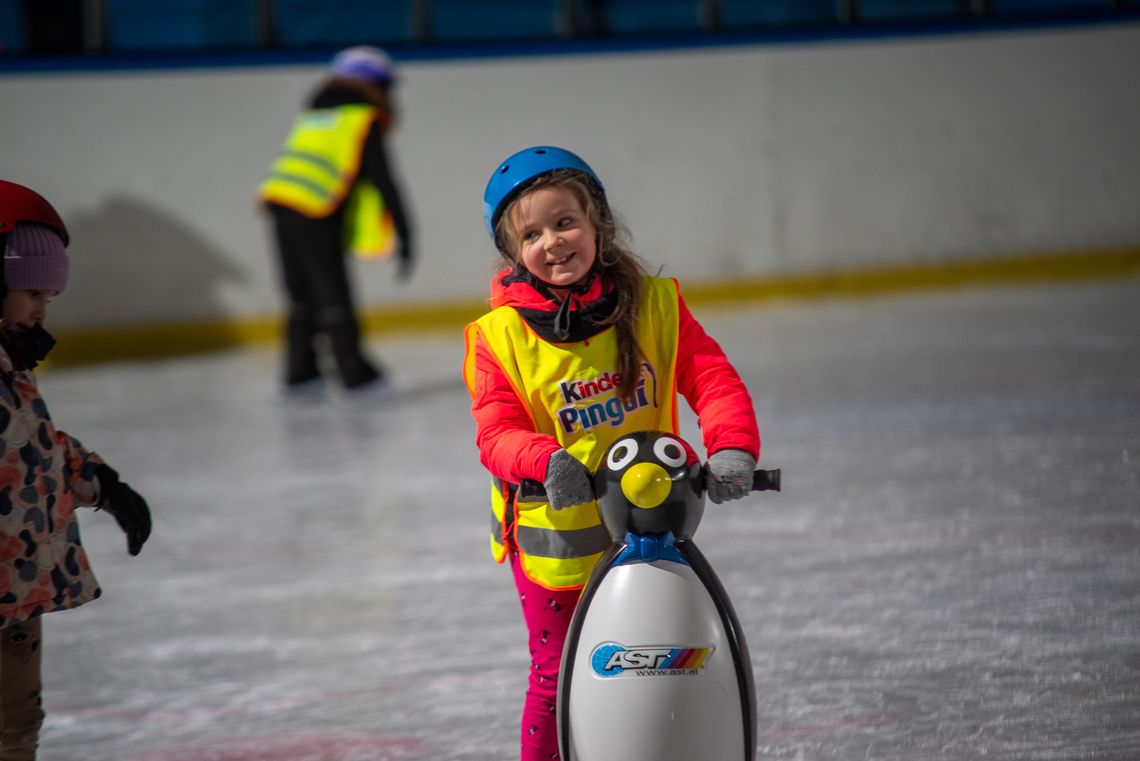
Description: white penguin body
555,431,762,761
560,543,751,760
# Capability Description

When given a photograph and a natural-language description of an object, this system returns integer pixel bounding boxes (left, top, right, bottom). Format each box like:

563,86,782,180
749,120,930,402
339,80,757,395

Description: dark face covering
1,323,57,370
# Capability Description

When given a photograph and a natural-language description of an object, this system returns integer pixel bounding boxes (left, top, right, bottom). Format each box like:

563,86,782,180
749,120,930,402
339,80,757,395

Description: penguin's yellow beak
621,462,672,509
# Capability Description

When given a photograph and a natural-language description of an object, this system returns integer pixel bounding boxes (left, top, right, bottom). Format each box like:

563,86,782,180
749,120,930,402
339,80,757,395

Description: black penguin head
595,431,704,540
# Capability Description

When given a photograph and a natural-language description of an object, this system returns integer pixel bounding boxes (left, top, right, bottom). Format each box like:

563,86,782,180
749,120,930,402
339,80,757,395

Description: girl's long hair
495,170,647,400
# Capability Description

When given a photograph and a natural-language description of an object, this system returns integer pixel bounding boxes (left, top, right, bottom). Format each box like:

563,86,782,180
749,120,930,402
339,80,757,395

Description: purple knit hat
330,46,396,86
4,222,69,294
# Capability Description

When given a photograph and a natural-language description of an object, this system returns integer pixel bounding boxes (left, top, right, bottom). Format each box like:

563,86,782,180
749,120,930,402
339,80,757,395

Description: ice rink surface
31,276,1140,760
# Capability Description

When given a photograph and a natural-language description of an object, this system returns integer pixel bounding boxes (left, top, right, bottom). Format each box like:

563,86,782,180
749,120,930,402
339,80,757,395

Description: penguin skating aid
541,431,780,761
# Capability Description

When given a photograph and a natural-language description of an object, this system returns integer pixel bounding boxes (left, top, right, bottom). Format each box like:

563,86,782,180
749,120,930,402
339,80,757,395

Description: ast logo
589,642,714,678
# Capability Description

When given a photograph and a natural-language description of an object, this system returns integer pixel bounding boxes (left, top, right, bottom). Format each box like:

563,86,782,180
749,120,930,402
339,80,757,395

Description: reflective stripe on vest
516,523,611,558
258,104,377,217
464,276,682,589
489,479,509,562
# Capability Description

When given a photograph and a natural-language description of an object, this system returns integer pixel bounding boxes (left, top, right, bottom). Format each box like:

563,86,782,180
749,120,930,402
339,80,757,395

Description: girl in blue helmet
462,146,761,760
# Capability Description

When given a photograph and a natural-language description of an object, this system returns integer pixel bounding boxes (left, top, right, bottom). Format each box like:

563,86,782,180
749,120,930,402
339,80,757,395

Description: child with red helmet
462,147,760,760
0,180,152,759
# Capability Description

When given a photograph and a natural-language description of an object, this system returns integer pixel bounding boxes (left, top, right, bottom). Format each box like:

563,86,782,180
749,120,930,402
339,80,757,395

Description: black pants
0,618,44,761
268,205,381,388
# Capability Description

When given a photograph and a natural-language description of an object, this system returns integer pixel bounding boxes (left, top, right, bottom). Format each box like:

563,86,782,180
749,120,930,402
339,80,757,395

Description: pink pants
509,551,581,761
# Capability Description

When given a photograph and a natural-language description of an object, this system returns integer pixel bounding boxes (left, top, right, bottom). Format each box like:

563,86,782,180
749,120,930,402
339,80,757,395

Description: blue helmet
482,146,605,240
330,46,396,86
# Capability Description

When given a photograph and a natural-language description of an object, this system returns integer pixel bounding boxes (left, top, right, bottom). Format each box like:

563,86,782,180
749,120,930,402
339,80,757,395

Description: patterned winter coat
0,344,104,628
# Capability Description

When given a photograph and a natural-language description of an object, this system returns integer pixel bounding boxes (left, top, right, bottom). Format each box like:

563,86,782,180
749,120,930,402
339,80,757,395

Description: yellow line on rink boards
44,247,1140,368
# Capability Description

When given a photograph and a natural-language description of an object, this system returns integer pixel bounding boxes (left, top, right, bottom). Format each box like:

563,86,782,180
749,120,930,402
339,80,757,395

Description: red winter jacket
467,268,760,485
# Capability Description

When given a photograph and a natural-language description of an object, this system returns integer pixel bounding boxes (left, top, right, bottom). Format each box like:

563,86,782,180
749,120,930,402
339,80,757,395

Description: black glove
95,463,152,556
396,240,414,281
543,449,593,510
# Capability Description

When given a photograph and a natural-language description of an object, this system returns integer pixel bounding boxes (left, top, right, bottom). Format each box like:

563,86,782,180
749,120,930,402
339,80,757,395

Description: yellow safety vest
258,103,394,258
463,276,682,590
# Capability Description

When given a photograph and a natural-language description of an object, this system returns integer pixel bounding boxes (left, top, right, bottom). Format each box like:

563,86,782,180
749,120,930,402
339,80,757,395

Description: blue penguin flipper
675,537,757,761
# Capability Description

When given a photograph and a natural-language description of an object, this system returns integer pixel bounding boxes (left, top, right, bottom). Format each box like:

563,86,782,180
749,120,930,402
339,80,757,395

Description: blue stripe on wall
1,10,1137,75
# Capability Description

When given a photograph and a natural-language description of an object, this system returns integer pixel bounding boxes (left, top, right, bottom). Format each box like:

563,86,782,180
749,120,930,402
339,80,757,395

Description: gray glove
544,449,593,510
706,449,756,504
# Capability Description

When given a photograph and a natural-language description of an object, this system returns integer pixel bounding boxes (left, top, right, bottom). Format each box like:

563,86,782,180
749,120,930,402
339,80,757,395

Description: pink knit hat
4,222,69,294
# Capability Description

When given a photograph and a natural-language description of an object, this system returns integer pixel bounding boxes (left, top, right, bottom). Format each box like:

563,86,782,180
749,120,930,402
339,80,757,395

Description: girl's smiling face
507,185,597,290
3,289,56,333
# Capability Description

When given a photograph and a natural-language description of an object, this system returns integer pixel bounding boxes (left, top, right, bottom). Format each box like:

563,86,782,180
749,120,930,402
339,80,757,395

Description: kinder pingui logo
556,364,658,434
590,642,714,678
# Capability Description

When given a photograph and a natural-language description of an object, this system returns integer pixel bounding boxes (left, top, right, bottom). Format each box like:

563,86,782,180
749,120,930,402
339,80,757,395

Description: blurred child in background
260,45,415,394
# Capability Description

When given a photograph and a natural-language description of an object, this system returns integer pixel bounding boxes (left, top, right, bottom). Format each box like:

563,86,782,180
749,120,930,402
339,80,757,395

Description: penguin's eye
654,437,687,467
607,439,639,471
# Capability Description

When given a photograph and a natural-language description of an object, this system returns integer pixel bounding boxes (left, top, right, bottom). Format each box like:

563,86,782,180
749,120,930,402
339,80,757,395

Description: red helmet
0,179,69,246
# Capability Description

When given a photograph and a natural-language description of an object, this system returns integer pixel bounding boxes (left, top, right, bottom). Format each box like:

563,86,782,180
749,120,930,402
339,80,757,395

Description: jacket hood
489,266,606,311
488,267,616,344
